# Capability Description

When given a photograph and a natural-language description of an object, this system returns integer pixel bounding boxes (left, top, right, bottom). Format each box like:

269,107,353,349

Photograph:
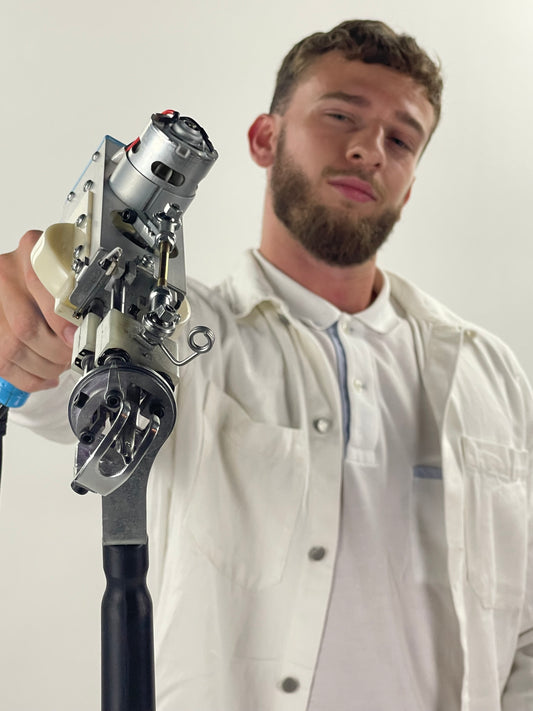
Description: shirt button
353,379,364,392
313,417,331,434
308,546,327,561
281,677,300,693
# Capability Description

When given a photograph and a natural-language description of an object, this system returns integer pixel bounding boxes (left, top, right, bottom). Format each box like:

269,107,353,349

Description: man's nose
346,127,385,168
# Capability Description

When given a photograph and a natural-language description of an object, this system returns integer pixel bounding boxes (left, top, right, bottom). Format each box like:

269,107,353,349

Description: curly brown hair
270,20,443,130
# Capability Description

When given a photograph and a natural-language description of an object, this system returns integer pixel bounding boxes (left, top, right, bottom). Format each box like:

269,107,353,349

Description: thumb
62,323,78,347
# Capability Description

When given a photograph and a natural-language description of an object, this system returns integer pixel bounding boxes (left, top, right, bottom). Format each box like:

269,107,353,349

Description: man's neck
259,221,380,315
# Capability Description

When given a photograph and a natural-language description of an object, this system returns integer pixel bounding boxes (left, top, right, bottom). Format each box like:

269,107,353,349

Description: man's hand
0,230,77,394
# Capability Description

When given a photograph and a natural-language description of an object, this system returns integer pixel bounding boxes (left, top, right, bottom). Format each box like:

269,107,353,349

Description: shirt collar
222,249,400,335
219,250,469,336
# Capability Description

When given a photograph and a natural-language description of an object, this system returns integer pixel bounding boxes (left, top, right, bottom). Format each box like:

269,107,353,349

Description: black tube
101,543,155,711
0,405,8,490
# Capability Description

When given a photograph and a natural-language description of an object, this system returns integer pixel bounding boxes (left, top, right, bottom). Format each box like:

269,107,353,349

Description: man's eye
327,112,350,122
390,136,410,151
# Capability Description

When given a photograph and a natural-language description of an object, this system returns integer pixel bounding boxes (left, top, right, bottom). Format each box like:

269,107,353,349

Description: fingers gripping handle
0,225,78,409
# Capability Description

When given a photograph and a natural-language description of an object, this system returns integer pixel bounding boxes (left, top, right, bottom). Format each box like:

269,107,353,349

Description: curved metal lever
158,325,215,367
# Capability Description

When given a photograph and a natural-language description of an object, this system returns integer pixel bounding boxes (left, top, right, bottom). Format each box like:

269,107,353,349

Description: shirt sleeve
502,367,533,708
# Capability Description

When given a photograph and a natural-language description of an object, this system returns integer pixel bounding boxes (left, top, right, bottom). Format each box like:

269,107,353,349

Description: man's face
268,53,435,266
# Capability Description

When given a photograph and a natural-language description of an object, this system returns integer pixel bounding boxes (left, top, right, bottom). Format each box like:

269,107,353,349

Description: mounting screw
140,254,154,269
105,391,122,410
121,209,137,224
80,430,95,445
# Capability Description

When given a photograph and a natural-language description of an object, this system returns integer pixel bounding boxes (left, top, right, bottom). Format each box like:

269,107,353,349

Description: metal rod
157,240,171,288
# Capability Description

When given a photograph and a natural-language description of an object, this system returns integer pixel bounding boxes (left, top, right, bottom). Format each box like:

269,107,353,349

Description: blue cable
0,380,30,407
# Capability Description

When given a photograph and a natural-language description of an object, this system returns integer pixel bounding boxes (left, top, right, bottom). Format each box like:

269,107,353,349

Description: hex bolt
105,391,122,410
80,430,95,445
140,255,154,269
121,209,138,224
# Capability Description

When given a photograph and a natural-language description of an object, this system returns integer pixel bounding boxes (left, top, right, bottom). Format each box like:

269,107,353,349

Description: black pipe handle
102,543,155,711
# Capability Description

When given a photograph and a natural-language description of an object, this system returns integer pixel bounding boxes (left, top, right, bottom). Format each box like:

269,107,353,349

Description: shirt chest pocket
183,382,306,590
462,435,529,610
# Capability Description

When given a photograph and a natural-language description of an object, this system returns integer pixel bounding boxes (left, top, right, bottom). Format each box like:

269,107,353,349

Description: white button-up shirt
254,253,462,710
14,251,533,710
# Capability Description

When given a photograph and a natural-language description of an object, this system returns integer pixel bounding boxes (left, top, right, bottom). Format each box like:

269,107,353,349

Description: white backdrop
0,0,532,708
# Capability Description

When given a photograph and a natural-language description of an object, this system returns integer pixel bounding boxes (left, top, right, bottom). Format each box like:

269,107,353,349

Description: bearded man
1,19,532,711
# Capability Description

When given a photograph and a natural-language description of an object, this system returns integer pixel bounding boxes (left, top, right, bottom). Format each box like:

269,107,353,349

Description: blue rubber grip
0,379,30,408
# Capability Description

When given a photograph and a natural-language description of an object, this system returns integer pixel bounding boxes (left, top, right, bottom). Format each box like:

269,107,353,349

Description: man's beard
270,135,402,267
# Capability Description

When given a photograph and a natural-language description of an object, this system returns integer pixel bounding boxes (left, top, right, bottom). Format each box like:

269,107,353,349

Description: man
1,20,531,711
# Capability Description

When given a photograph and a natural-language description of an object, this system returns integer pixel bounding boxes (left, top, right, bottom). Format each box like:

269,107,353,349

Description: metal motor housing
109,111,218,231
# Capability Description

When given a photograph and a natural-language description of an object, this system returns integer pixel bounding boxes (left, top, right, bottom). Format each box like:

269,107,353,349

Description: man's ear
248,114,279,167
